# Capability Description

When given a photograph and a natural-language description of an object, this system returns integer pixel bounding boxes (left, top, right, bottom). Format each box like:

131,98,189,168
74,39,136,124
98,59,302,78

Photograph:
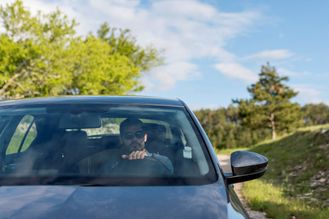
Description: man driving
104,118,173,175
120,118,150,160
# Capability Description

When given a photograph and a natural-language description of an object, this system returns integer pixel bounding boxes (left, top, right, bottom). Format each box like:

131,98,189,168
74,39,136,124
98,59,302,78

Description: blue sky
3,0,329,109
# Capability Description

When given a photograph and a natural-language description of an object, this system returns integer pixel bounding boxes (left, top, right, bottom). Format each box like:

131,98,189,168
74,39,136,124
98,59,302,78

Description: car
0,96,268,219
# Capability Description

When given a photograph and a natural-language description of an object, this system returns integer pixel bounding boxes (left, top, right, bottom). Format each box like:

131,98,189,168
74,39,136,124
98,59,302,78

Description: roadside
217,154,268,219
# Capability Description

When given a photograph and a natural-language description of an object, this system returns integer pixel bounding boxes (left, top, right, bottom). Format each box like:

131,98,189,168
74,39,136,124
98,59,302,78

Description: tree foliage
195,64,329,149
194,106,269,149
234,63,303,139
195,103,329,149
97,22,161,72
0,0,161,99
302,103,329,126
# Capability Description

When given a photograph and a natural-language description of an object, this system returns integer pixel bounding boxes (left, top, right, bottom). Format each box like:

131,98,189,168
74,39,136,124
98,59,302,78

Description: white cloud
245,49,294,60
277,68,307,77
292,84,323,104
1,0,262,90
214,62,257,83
1,0,95,35
142,62,200,90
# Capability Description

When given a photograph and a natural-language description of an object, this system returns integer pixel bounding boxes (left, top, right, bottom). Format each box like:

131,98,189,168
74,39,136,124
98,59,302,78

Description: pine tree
234,63,303,139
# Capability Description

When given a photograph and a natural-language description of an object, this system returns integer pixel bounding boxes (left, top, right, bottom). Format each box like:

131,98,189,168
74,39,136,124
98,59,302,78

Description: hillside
242,125,329,219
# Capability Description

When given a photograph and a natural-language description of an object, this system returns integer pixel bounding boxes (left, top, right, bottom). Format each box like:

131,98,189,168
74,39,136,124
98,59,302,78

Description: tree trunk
270,113,276,140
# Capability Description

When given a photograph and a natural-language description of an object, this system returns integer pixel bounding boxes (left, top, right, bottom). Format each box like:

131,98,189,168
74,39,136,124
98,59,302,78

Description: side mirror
225,151,268,185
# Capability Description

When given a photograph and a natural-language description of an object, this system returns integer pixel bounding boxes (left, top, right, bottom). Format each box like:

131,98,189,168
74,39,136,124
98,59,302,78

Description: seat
15,129,66,174
32,130,89,174
78,135,122,175
173,149,200,176
58,130,89,173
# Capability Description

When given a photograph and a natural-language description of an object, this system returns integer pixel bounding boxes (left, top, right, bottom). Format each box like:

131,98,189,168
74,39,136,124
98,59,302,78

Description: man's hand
121,149,149,160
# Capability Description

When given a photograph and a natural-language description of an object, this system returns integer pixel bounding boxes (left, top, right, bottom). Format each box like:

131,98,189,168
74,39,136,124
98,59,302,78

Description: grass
241,124,329,219
217,147,249,155
298,123,329,132
243,180,329,219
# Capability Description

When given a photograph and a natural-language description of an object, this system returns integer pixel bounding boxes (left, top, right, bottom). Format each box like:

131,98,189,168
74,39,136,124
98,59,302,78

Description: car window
6,115,37,155
0,104,216,186
82,118,122,136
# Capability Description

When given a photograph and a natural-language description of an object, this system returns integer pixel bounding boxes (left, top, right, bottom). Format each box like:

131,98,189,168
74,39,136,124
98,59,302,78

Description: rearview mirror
225,151,268,185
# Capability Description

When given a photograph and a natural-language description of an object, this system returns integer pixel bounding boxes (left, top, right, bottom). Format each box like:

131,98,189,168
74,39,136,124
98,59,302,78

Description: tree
194,106,266,149
302,103,329,125
0,0,161,99
234,63,303,140
97,22,161,72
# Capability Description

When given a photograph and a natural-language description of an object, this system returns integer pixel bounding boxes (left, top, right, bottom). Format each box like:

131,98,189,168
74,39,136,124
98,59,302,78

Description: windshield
0,104,216,186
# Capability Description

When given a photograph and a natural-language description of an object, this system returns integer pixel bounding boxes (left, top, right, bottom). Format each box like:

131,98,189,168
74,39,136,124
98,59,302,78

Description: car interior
0,111,202,178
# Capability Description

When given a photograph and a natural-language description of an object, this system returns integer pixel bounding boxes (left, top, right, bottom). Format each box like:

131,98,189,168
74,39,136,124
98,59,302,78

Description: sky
2,0,329,109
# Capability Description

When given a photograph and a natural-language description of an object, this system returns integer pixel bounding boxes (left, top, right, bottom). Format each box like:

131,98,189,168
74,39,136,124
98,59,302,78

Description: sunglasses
123,130,145,140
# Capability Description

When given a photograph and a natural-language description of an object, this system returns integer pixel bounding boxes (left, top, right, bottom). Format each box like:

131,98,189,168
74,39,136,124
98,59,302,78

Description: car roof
0,96,184,107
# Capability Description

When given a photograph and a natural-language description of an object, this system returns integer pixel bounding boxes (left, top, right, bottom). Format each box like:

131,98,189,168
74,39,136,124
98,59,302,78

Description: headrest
59,113,101,129
144,123,166,133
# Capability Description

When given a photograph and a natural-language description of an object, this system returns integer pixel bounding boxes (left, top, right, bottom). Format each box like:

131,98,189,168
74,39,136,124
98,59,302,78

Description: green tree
195,108,225,148
234,63,303,140
0,0,161,99
302,103,329,125
97,22,161,72
194,106,265,149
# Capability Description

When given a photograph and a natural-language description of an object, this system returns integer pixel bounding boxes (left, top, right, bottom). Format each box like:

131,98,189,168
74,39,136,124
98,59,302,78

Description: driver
104,118,173,175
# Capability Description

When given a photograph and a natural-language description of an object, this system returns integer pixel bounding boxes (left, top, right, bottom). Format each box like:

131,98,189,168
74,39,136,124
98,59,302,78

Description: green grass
243,180,329,219
217,147,249,155
298,124,329,132
242,124,329,219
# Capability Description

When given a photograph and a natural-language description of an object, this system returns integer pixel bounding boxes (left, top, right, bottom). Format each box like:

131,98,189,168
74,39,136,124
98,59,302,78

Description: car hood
0,182,229,219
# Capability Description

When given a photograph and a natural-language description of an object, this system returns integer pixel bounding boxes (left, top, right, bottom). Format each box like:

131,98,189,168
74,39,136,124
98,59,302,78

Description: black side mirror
225,151,268,185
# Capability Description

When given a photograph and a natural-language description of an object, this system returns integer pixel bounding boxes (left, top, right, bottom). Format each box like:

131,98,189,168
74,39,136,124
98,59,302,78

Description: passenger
145,124,175,162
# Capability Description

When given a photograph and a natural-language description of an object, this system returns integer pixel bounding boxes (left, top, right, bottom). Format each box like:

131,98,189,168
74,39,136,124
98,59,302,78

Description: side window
6,115,37,155
82,118,122,136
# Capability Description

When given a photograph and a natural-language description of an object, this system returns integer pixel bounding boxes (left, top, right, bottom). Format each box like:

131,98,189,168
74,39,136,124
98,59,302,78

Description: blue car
0,96,268,219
